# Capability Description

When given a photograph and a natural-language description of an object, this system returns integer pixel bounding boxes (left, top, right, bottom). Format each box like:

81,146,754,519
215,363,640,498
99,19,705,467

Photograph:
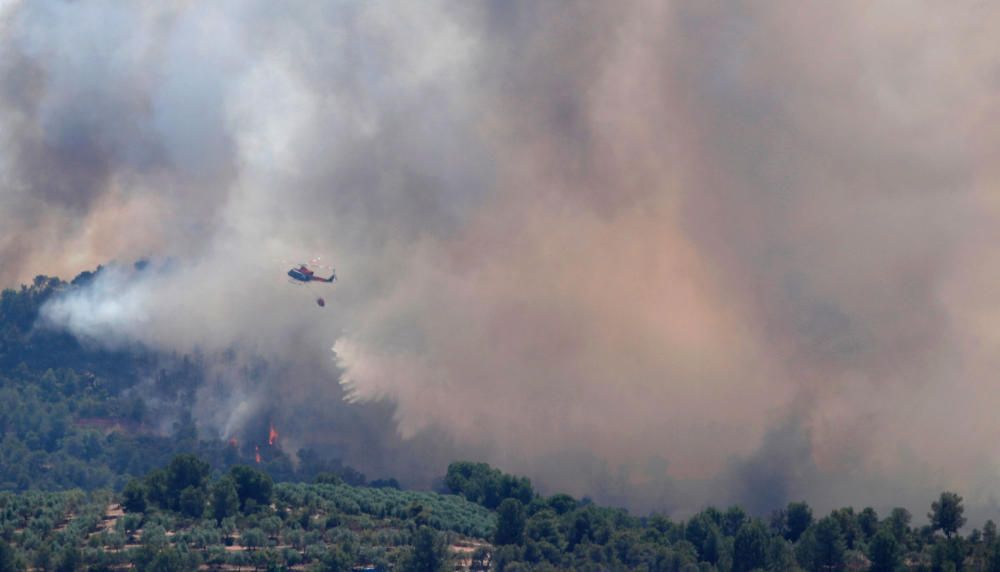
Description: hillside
0,272,365,492
0,468,494,571
0,455,997,571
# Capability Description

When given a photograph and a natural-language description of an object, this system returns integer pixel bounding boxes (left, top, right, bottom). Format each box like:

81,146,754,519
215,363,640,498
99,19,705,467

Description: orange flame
228,437,238,448
255,445,261,464
268,423,278,446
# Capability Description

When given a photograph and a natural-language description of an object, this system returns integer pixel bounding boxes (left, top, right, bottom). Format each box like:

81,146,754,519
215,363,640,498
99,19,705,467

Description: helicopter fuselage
288,267,314,282
288,265,335,283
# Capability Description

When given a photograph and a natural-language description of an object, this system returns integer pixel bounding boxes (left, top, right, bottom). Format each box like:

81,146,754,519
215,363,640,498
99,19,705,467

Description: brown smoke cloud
5,0,1000,520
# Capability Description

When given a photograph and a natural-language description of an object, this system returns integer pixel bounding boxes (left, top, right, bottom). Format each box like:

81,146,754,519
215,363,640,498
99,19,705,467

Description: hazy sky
3,1,1000,521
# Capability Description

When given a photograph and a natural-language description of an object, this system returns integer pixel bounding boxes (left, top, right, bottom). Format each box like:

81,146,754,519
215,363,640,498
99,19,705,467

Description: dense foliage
0,456,993,571
0,458,491,571
446,462,534,510
0,273,370,492
449,481,997,572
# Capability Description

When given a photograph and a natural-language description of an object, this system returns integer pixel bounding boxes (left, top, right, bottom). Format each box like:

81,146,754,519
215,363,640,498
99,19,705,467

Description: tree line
0,454,991,571
0,274,371,493
447,461,991,571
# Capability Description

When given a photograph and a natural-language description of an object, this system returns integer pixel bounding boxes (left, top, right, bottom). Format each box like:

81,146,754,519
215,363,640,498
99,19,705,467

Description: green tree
930,492,966,538
526,509,562,547
211,477,239,523
445,461,533,509
165,455,210,500
32,545,52,572
987,541,1000,572
785,501,813,542
547,494,577,515
403,526,449,572
931,536,966,572
0,540,18,572
858,507,880,542
496,499,526,546
491,545,522,572
812,516,846,571
885,508,911,544
446,462,498,506
145,546,187,572
723,505,748,537
733,521,768,572
145,469,170,509
229,465,273,512
868,528,901,572
220,517,237,546
54,545,80,572
317,547,351,572
260,516,283,541
178,485,206,518
831,507,861,550
314,472,343,486
407,502,432,527
142,525,169,551
702,527,722,565
498,474,534,506
241,528,266,552
985,520,998,548
123,513,143,541
685,513,721,563
766,537,800,572
122,478,147,513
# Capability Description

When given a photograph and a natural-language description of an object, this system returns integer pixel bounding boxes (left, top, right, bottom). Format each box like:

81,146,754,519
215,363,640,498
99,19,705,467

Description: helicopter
287,264,336,284
285,258,336,307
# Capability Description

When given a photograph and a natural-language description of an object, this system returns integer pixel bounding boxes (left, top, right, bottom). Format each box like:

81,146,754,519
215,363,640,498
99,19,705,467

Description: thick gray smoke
5,0,1000,521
